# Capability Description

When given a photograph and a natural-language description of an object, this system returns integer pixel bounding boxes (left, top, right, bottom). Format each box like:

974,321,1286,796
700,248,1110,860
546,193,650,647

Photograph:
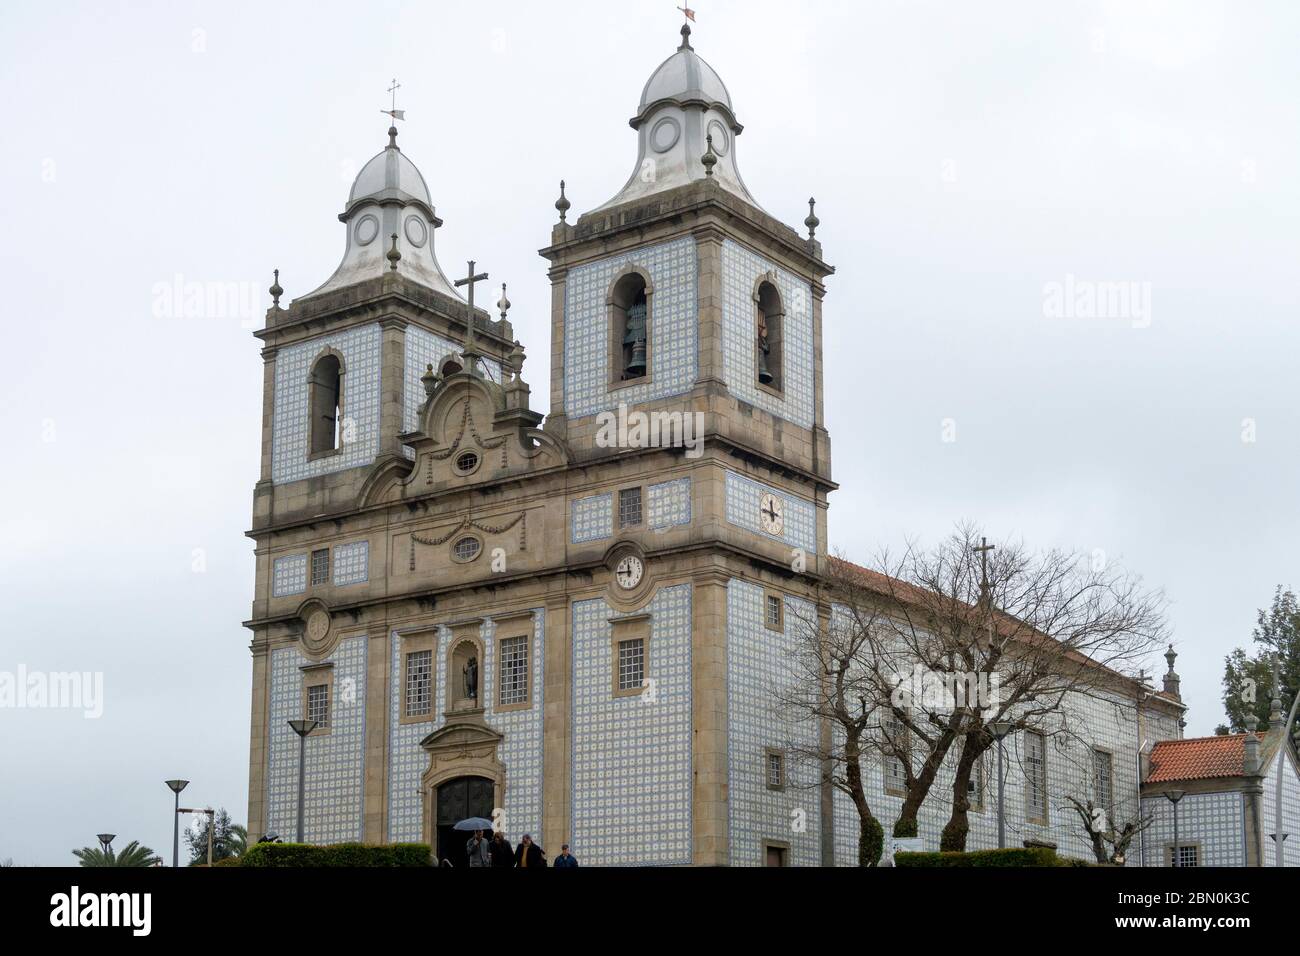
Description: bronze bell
757,324,774,385
623,300,648,378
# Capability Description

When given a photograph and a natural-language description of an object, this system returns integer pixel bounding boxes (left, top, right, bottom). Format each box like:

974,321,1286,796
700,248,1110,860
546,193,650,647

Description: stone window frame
763,590,785,632
967,750,985,813
494,628,532,713
1092,746,1114,811
618,484,645,530
399,628,438,726
300,662,334,737
764,747,787,792
310,548,330,587
753,272,786,399
606,265,655,391
610,614,651,699
1164,840,1202,868
1024,730,1048,825
882,711,910,797
306,347,348,461
450,532,484,565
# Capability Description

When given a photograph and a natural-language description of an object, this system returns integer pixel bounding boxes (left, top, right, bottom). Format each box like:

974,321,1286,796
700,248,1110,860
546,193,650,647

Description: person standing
465,829,491,868
514,833,544,868
552,843,578,868
489,831,514,868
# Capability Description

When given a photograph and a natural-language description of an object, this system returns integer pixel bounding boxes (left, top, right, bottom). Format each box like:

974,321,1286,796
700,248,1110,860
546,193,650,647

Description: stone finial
507,339,526,381
388,125,399,149
679,22,693,51
1162,644,1181,700
421,362,438,398
497,283,511,322
269,268,283,308
387,233,401,272
805,197,820,241
555,180,571,223
701,134,717,177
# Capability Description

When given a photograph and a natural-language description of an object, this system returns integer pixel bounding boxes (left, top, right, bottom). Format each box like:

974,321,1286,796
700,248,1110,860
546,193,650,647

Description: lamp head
1164,789,1186,804
165,779,189,794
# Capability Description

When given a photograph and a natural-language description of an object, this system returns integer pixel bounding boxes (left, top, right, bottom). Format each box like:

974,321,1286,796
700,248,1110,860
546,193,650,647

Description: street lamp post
96,833,115,860
164,779,188,868
1164,789,1186,866
288,719,319,843
990,721,1014,849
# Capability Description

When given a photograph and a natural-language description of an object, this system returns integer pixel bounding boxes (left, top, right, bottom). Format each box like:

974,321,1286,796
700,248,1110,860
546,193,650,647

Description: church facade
244,24,1261,866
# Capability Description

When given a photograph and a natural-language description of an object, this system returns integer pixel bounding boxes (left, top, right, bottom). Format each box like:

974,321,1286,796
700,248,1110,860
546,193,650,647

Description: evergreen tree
185,808,247,865
1220,587,1300,732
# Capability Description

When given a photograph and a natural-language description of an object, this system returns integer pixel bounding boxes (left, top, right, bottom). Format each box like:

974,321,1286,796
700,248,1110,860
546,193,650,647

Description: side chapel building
244,22,1298,865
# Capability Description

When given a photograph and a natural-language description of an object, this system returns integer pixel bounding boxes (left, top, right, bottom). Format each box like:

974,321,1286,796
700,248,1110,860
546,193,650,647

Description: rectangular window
498,636,529,707
405,650,432,717
766,750,785,791
968,752,984,811
1092,749,1113,809
617,638,645,692
1175,845,1199,868
310,548,330,586
765,593,784,630
618,487,643,528
883,714,908,795
306,683,329,728
1025,731,1047,822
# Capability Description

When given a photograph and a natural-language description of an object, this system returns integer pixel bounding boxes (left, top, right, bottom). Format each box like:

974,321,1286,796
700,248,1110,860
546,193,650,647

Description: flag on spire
678,5,696,22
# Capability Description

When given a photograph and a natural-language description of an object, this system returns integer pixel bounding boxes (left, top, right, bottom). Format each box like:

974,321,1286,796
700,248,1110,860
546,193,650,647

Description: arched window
609,271,650,384
756,279,784,392
308,353,343,456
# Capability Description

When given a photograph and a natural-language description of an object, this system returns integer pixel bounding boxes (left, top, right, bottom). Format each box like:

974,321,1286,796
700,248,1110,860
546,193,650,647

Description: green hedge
240,842,431,867
894,847,1063,868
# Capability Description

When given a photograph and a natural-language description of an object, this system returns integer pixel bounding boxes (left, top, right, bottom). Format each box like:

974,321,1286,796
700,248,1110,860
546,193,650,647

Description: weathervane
381,77,405,123
677,5,696,22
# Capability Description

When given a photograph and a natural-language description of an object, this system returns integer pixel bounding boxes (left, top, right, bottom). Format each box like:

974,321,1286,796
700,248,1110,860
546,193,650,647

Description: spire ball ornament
805,197,820,240
269,269,283,308
497,283,511,322
555,180,571,223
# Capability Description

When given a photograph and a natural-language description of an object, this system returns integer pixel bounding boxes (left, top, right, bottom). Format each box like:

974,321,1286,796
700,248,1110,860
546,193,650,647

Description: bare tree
1064,796,1152,865
777,591,887,866
781,524,1168,856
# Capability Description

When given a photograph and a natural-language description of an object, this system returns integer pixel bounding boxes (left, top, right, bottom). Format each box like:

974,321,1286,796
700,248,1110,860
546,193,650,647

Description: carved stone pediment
419,715,504,768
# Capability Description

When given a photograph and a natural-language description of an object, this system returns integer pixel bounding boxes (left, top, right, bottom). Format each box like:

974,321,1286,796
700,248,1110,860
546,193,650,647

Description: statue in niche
462,655,478,701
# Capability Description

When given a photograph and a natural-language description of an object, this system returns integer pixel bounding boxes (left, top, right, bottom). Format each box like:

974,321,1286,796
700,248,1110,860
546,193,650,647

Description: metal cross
974,536,995,594
454,260,489,366
387,78,401,115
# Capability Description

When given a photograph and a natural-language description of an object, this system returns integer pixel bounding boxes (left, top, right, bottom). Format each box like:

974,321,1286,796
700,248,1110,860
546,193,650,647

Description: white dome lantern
595,23,759,213
303,127,460,301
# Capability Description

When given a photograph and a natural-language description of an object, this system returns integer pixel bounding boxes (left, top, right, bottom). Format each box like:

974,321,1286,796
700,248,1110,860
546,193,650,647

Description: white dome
347,136,433,210
639,41,733,112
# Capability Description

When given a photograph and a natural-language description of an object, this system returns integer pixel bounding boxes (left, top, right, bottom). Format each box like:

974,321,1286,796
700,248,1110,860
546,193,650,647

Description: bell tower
540,21,838,866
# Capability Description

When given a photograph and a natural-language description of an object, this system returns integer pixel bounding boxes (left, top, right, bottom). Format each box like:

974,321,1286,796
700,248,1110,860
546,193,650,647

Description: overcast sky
2,0,1296,865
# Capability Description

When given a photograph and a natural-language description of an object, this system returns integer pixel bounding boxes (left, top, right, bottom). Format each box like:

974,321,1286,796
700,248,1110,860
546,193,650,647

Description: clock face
759,492,785,535
615,555,644,590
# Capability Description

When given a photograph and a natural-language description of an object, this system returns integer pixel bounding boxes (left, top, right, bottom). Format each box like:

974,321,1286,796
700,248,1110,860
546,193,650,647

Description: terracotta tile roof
1145,734,1263,783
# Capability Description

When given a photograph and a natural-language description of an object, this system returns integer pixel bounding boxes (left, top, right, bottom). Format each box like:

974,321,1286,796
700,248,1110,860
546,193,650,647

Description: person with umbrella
454,817,494,868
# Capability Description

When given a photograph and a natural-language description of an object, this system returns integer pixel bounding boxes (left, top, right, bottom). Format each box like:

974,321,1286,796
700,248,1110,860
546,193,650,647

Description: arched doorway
436,776,495,867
